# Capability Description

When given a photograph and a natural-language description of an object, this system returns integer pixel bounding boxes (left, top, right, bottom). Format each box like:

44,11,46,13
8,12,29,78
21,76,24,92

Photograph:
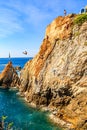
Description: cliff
19,14,87,130
0,62,20,88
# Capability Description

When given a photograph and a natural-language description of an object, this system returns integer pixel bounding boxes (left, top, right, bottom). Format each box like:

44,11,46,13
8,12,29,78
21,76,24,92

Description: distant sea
0,57,62,130
0,57,32,73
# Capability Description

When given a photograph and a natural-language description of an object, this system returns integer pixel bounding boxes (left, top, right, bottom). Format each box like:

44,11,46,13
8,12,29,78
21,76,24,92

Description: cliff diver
23,51,27,55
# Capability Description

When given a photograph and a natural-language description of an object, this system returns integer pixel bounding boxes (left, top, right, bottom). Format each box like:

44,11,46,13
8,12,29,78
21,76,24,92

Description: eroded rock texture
20,14,87,130
0,62,20,88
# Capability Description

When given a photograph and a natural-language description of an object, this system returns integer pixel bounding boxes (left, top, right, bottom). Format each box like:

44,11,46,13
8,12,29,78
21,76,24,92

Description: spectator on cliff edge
64,9,67,16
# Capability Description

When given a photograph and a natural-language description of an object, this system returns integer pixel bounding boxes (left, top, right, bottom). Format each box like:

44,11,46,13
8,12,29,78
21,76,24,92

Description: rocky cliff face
20,14,87,130
0,62,20,88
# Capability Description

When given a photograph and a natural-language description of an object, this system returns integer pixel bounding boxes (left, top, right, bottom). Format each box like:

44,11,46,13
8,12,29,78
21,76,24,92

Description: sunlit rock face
20,14,87,130
0,62,20,88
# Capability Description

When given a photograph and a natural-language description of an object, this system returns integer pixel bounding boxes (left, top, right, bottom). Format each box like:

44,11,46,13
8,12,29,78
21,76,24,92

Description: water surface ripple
0,88,61,130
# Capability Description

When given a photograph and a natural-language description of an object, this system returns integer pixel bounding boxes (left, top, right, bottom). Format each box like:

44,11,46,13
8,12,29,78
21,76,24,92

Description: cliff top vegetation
74,13,87,25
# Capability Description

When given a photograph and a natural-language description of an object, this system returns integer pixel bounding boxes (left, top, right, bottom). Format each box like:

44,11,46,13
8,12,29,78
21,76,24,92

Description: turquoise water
0,88,61,130
0,58,62,130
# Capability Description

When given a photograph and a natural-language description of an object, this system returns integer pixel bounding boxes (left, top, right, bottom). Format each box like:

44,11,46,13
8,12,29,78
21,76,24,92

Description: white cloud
0,0,85,38
0,6,23,38
0,0,54,35
23,5,51,27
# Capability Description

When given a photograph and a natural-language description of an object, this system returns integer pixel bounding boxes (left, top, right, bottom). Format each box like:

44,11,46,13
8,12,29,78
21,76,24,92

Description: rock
0,62,20,88
14,66,21,71
19,14,87,130
0,121,3,130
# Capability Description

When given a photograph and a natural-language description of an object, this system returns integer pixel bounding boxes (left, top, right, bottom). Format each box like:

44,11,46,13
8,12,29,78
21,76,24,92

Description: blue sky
0,0,87,57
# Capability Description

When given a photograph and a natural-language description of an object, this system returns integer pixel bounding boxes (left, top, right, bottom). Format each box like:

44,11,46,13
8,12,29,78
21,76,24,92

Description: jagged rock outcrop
19,14,87,130
0,62,20,88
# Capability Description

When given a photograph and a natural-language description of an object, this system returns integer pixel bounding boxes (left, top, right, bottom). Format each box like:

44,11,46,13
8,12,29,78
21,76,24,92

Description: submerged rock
0,62,20,88
19,14,87,130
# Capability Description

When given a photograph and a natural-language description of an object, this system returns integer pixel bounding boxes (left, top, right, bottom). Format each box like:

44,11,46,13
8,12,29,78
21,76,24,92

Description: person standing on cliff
64,9,67,16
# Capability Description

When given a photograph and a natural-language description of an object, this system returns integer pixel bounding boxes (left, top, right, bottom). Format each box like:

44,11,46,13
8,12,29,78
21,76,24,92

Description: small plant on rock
74,14,87,25
1,116,14,130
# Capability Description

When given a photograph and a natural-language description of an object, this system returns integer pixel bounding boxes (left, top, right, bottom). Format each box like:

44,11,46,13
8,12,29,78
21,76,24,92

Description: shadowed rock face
0,62,20,88
19,14,87,130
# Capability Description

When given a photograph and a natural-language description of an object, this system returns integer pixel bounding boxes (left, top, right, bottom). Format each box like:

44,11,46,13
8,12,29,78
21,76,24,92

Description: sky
0,0,87,58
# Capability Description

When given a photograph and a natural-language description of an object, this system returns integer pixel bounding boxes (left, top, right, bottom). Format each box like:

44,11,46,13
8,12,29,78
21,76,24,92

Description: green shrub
74,14,87,25
7,122,14,129
1,116,14,130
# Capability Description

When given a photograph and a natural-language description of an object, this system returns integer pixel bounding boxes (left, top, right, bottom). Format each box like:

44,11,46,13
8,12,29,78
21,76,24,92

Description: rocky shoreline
20,94,66,130
0,14,87,130
19,94,73,130
19,14,87,130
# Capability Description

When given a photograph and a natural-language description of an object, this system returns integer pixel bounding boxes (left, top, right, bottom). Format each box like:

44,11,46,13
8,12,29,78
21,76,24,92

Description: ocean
0,57,62,130
0,57,32,73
